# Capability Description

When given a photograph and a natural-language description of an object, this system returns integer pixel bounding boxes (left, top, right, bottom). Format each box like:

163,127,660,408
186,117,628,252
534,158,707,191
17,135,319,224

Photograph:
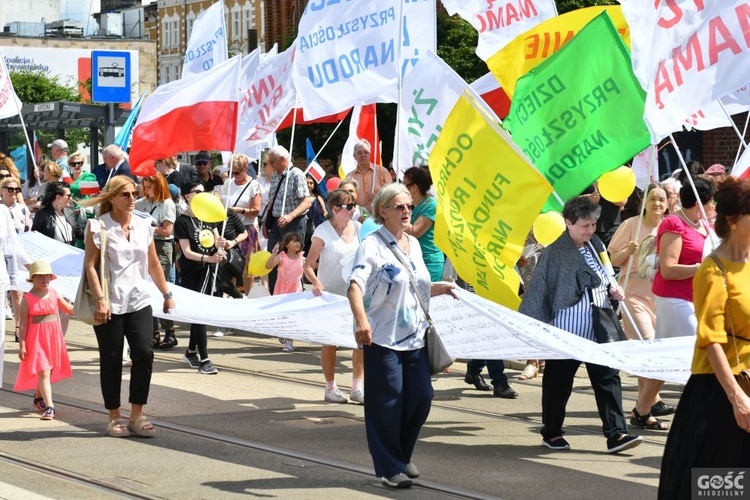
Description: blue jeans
466,359,509,387
363,343,433,478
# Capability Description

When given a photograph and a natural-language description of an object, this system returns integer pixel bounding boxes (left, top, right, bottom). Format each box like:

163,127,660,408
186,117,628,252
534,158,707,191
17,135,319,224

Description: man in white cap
47,139,71,177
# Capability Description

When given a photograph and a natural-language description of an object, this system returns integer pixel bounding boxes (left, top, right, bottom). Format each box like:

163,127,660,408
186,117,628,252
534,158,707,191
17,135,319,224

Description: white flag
0,49,22,120
400,0,437,78
182,1,228,78
441,0,557,60
631,146,657,190
621,0,750,142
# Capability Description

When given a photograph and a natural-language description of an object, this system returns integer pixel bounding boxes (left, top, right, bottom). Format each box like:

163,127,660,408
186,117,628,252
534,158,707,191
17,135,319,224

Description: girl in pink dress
14,260,73,420
266,232,305,352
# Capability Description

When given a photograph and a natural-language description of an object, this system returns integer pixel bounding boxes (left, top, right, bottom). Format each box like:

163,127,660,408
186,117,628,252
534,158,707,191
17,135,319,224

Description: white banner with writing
441,0,557,60
182,1,228,78
0,49,22,120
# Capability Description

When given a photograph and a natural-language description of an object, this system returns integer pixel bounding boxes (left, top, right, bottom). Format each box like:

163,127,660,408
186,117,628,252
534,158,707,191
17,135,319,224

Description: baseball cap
705,164,726,175
195,151,211,164
47,139,68,151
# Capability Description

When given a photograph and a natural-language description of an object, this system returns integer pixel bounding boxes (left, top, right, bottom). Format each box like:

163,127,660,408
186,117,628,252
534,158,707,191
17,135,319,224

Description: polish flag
339,104,380,177
78,181,101,196
470,73,512,120
277,108,350,130
305,161,326,184
731,146,750,180
129,55,242,177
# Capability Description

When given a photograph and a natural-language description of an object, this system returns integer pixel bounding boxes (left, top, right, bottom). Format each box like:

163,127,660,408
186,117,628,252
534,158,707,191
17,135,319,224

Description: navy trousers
363,343,434,478
466,359,509,387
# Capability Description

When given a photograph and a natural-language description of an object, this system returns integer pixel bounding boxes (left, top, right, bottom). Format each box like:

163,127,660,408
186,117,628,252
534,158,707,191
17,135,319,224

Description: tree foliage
556,0,618,15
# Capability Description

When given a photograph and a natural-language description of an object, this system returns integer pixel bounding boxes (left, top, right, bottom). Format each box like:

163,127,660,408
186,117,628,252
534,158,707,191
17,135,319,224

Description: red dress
13,289,72,391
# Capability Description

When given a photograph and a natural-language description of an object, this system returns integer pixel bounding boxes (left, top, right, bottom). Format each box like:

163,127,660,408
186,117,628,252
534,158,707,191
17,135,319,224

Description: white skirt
654,295,697,339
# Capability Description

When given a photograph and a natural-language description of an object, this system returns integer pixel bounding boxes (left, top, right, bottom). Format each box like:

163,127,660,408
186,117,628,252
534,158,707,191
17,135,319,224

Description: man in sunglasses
194,151,223,192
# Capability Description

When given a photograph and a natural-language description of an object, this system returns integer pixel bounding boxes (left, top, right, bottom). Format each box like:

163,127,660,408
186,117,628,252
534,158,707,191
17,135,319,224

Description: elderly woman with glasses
347,183,456,488
218,154,262,296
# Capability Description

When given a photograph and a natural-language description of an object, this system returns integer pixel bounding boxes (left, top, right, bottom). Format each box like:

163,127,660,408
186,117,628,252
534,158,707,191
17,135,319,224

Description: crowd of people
1,139,748,491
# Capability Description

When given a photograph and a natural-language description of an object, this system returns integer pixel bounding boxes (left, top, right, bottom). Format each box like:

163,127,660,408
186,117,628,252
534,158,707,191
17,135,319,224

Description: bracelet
201,255,205,263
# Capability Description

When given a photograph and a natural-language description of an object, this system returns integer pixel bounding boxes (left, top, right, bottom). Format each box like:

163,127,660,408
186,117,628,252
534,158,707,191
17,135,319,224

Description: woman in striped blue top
520,196,642,454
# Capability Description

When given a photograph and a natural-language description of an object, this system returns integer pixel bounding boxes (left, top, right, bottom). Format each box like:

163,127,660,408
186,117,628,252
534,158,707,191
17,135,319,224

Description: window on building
188,17,195,39
162,65,170,84
172,20,179,47
162,20,170,48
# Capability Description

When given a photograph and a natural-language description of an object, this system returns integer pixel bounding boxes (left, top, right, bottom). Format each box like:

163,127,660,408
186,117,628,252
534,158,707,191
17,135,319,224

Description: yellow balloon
598,166,636,203
190,192,227,223
248,251,272,276
198,229,215,249
338,166,346,179
533,211,565,246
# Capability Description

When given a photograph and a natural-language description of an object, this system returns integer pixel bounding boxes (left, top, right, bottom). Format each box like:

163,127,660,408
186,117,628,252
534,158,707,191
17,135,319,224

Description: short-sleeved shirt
652,214,707,301
411,196,443,281
348,227,431,351
220,210,248,242
345,163,392,213
268,167,309,218
257,175,274,217
174,214,219,279
7,202,31,234
87,212,155,315
134,198,176,241
312,220,361,296
692,257,750,374
219,178,261,226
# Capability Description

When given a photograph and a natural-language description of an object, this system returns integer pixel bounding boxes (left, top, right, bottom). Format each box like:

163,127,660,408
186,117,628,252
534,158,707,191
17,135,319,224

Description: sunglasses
189,189,203,195
231,170,244,176
70,161,83,167
4,187,21,193
196,161,209,166
0,174,11,179
335,203,356,211
386,204,415,212
119,191,138,200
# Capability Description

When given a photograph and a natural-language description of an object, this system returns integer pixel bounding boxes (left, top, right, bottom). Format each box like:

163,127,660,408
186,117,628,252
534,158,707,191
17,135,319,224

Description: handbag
588,288,627,343
222,246,245,281
374,231,453,374
707,254,750,396
74,218,109,326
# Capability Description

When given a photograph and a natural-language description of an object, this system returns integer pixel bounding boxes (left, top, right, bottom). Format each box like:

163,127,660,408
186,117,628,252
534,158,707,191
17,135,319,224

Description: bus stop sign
92,51,131,104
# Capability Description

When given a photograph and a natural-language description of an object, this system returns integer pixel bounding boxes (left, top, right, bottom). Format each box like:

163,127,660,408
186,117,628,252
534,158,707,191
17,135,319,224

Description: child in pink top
266,232,305,352
14,260,74,420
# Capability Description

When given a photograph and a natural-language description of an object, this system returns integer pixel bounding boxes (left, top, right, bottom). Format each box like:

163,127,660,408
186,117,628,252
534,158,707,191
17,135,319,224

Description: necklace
678,208,701,228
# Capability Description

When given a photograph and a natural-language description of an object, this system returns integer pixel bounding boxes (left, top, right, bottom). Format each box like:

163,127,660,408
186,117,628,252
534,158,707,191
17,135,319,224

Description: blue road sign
92,51,131,103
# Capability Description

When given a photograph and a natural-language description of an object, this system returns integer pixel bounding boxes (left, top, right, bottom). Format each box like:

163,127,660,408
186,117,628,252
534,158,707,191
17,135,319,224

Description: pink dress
273,252,304,295
14,289,72,391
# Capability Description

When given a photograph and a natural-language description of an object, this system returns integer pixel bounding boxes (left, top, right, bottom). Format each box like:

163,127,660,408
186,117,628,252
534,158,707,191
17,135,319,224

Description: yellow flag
487,6,630,99
428,95,553,309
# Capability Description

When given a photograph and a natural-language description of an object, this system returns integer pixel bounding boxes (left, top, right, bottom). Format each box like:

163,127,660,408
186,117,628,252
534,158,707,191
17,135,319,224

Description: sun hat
27,260,57,282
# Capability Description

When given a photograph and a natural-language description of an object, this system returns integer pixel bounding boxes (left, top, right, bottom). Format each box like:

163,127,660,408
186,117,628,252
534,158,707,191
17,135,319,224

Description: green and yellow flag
503,12,650,212
429,95,553,309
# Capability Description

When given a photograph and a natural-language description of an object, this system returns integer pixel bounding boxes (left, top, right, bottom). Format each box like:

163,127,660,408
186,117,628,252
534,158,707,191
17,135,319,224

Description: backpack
635,235,659,281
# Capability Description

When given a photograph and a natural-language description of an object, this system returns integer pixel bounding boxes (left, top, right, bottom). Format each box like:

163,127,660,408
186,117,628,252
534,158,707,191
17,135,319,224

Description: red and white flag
0,48,22,120
470,72,512,120
305,161,326,184
732,145,750,180
78,181,101,196
339,105,380,177
129,55,242,176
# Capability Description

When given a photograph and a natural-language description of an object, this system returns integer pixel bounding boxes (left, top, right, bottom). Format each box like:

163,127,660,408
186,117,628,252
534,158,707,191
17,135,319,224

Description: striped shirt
552,245,610,342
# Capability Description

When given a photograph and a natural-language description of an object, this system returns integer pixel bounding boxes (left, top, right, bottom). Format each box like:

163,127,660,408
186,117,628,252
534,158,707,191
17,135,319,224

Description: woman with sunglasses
218,154,261,296
68,153,85,182
0,177,31,342
32,181,78,247
79,176,175,438
304,189,363,404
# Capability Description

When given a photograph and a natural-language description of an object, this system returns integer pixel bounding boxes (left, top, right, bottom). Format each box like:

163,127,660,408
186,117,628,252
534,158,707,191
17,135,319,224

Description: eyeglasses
335,203,356,211
196,161,209,166
0,174,11,179
231,170,244,176
4,187,21,193
119,191,138,200
189,189,203,195
385,204,415,212
70,161,83,167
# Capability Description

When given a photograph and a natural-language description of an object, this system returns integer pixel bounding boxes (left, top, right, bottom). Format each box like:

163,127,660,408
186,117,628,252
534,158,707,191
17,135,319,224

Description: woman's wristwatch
163,291,172,299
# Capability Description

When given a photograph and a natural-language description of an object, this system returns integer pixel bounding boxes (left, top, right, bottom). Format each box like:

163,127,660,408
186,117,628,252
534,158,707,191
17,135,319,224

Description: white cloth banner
395,50,495,174
400,0,437,78
441,0,557,61
182,1,228,78
0,49,22,120
20,232,693,385
621,0,750,142
238,44,297,146
293,0,401,120
631,145,657,190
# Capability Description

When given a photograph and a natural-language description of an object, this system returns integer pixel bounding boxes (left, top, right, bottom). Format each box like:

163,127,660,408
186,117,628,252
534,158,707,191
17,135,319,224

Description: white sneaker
212,329,234,337
349,389,365,405
282,340,294,352
324,388,348,404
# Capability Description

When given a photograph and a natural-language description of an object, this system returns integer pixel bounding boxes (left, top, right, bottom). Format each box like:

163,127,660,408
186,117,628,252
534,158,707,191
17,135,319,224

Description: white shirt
87,212,155,315
219,178,261,227
134,198,176,241
312,220,361,297
0,204,31,291
348,227,430,351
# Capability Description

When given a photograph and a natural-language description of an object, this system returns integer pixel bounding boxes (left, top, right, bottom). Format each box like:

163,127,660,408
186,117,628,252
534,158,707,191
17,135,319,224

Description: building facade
157,0,263,84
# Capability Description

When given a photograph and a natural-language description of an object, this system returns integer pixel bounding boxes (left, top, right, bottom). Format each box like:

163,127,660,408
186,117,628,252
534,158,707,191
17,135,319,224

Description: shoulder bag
74,218,109,325
707,254,750,396
222,183,252,279
374,231,453,374
586,242,626,344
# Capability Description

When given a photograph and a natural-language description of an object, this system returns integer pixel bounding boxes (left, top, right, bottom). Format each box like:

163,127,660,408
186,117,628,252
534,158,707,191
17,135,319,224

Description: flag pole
0,52,36,173
309,118,345,166
719,101,748,148
281,95,301,216
393,0,406,175
733,112,750,168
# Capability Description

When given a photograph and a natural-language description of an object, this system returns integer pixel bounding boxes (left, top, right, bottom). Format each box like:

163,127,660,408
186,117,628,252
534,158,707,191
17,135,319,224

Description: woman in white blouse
347,183,455,489
304,189,364,405
81,176,176,439
0,176,31,342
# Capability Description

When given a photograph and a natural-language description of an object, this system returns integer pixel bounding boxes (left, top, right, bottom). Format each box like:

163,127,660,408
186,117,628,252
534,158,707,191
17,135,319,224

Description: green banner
503,12,650,212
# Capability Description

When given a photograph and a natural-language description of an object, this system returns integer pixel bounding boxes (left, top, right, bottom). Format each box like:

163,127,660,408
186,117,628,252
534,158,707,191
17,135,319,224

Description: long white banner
18,232,693,385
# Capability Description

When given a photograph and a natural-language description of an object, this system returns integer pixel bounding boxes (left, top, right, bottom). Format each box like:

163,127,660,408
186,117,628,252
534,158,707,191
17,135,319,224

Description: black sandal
14,326,19,343
153,331,161,348
630,408,669,430
158,330,177,350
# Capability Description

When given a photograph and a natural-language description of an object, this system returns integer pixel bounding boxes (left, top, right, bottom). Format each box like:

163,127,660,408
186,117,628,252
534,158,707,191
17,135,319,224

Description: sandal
630,408,669,430
14,326,19,343
127,415,156,438
516,362,539,380
158,330,177,350
40,407,55,420
32,396,46,412
107,418,131,438
153,331,161,348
